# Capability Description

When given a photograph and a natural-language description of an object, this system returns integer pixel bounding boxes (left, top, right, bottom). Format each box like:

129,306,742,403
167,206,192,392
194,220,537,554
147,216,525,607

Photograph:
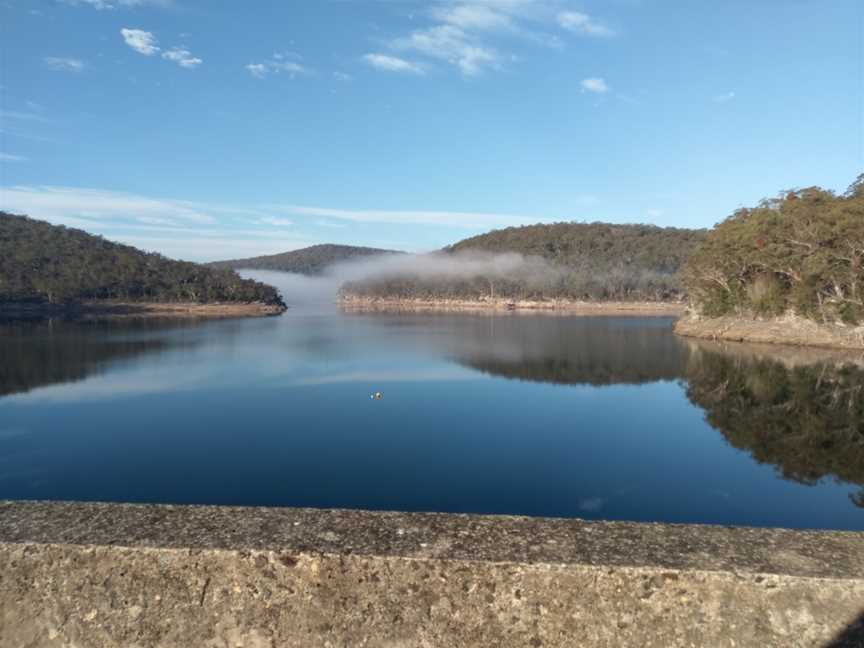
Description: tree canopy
0,213,284,307
682,176,864,324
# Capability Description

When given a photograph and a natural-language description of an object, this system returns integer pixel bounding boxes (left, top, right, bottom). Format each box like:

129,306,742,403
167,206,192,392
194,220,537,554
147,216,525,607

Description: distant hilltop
208,244,404,275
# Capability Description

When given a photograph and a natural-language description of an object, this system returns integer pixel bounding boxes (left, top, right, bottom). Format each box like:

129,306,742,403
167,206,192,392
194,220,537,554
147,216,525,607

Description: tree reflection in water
450,314,864,508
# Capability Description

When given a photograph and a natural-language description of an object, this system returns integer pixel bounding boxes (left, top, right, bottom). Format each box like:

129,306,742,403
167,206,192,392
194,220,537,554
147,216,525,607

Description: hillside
682,177,864,325
0,212,285,311
209,244,403,275
341,222,707,304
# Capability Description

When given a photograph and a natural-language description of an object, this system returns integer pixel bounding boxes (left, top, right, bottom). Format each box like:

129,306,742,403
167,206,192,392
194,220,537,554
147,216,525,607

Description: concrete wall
1,500,863,647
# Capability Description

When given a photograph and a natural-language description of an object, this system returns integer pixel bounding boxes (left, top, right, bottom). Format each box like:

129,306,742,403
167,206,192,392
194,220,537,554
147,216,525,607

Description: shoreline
0,300,286,320
675,314,864,350
337,295,685,315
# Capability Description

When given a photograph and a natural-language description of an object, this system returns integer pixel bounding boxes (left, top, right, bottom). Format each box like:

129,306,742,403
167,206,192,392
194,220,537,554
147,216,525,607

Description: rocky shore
675,313,864,350
0,300,286,319
338,295,684,315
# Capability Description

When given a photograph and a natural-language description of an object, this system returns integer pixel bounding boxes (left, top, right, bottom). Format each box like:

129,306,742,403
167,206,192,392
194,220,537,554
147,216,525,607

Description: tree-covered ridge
209,244,403,275
682,176,864,324
0,213,284,307
343,222,707,302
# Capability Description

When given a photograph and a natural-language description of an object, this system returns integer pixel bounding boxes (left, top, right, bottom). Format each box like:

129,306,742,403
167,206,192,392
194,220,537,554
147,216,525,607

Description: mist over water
241,251,559,308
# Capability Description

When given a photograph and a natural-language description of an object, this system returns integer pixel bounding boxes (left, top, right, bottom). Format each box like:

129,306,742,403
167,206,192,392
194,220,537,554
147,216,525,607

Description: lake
1,274,862,531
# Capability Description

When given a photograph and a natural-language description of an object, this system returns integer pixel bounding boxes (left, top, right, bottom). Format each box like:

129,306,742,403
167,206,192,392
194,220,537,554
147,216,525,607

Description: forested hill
448,222,706,275
0,212,284,307
343,222,707,303
209,244,403,274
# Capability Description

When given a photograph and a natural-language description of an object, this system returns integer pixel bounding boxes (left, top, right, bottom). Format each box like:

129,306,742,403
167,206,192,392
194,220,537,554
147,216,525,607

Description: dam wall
1,500,863,647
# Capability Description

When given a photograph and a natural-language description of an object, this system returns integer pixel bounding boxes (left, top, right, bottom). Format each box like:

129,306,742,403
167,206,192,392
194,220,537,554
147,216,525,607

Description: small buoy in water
370,391,383,400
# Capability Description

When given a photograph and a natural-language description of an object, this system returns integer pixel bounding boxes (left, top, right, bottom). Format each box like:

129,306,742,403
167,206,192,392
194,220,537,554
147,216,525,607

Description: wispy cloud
371,2,617,77
431,3,514,31
557,11,615,37
0,153,27,163
712,91,736,103
43,57,85,73
0,185,579,259
392,25,497,76
0,110,50,122
580,77,609,94
121,28,159,55
258,216,293,227
62,0,173,9
363,53,424,74
0,185,216,225
245,56,311,79
264,204,556,228
161,47,202,69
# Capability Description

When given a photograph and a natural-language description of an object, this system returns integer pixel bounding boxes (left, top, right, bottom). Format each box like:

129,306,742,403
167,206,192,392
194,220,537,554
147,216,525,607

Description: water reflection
0,309,862,526
0,319,183,398
683,341,864,508
448,315,687,385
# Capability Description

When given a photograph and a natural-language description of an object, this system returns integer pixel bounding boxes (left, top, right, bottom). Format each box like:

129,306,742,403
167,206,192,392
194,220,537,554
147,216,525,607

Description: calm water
1,282,863,530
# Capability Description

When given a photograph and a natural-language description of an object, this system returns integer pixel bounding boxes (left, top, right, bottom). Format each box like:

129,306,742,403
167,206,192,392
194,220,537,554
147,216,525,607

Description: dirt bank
674,314,864,350
338,295,684,315
0,301,286,320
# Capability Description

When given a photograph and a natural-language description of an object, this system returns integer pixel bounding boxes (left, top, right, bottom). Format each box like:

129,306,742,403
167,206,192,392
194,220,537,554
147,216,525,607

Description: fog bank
240,251,559,307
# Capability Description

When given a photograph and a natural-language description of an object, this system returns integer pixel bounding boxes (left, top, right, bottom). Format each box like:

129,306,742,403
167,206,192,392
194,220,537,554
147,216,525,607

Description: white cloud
363,53,424,74
245,58,310,78
121,30,202,68
0,110,50,122
0,153,26,162
0,186,216,225
63,0,172,9
557,11,615,37
431,4,513,30
121,28,159,55
43,57,85,72
245,63,268,78
333,71,353,82
371,2,617,78
580,77,609,94
646,209,664,219
712,91,736,103
161,47,202,69
393,25,497,76
258,216,293,227
264,204,555,228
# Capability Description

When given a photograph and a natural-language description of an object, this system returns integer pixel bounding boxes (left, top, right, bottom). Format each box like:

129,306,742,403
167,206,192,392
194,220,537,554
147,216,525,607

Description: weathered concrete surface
1,500,863,648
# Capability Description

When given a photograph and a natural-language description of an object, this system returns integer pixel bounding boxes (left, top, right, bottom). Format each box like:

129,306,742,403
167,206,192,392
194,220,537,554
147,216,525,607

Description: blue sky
1,0,861,261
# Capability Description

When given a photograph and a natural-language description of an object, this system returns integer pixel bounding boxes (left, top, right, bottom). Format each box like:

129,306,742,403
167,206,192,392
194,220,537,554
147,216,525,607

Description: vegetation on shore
0,213,285,311
682,176,864,325
341,223,706,303
208,243,402,275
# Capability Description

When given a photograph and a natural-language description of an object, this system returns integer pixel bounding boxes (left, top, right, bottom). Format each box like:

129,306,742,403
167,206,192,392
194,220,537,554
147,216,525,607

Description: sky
0,0,862,261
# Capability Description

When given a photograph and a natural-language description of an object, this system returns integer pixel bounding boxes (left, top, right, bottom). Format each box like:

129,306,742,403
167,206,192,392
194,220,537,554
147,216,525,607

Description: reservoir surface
1,280,862,531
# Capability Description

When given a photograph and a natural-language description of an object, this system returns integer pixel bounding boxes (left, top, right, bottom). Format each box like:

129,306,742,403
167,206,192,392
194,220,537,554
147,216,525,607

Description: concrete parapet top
1,500,862,580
